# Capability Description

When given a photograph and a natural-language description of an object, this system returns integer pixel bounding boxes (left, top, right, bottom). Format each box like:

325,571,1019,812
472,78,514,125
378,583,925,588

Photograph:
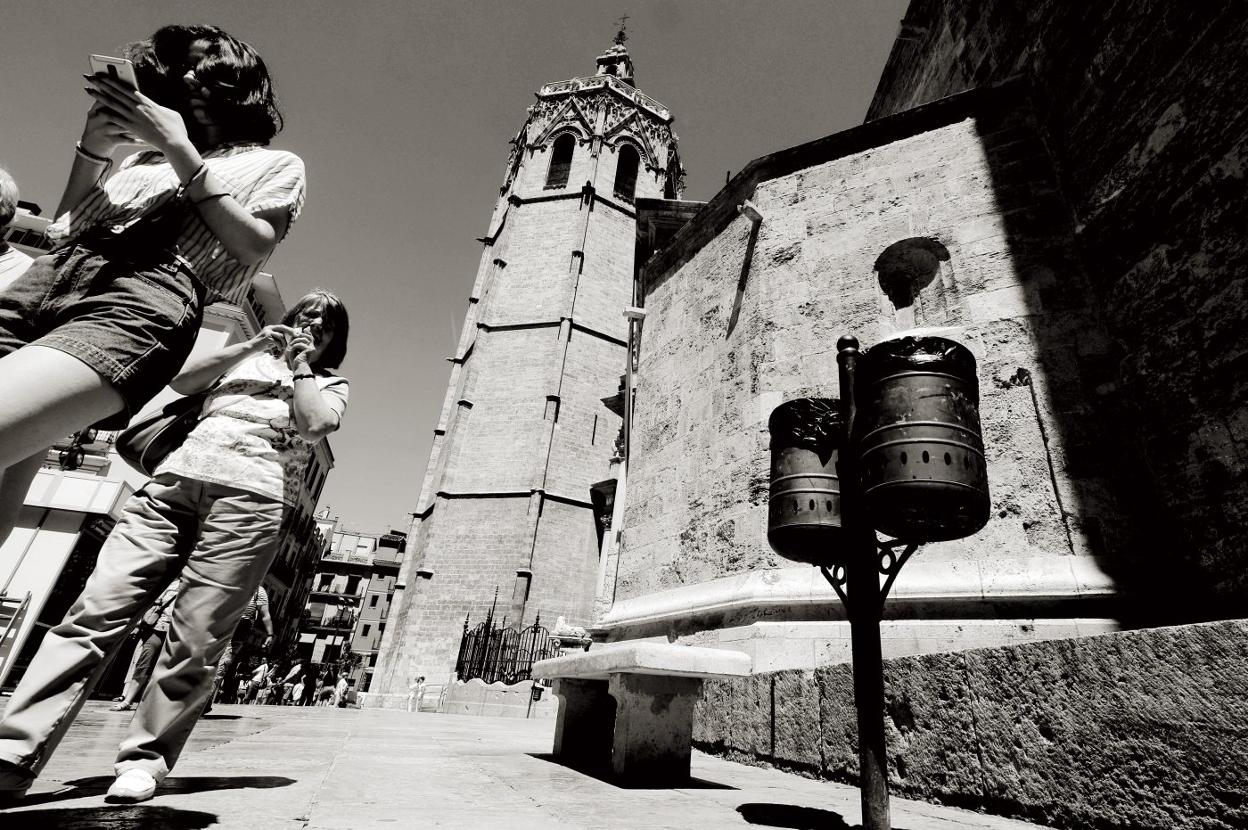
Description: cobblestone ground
0,700,1054,829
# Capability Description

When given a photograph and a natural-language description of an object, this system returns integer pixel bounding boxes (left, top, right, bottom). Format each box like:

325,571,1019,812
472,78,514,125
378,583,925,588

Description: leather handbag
116,391,209,477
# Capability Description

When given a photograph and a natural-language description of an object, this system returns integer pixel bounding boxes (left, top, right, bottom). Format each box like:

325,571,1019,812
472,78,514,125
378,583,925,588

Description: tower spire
596,16,635,86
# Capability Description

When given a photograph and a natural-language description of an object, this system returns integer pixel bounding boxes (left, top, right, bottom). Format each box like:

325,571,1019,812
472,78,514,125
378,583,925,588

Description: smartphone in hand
88,54,139,90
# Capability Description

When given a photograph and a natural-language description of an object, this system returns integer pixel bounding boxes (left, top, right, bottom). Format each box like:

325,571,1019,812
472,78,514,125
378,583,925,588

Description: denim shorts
0,240,206,430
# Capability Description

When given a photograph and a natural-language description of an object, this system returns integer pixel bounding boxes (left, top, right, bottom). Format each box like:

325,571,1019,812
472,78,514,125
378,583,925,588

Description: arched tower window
613,144,640,201
545,133,575,189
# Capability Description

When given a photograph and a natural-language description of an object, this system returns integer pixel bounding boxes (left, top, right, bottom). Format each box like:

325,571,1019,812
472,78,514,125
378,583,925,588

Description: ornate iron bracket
820,562,849,608
819,539,920,621
877,540,918,605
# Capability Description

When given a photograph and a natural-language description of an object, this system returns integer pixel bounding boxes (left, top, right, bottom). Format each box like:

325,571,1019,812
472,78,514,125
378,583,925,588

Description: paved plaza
0,700,1058,829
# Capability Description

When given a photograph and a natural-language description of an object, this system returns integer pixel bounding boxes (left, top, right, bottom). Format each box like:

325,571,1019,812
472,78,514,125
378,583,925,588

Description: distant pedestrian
233,673,249,704
292,677,306,706
334,674,349,708
300,668,318,706
110,585,179,711
0,167,33,291
249,659,270,704
407,676,426,713
280,660,303,705
214,586,273,704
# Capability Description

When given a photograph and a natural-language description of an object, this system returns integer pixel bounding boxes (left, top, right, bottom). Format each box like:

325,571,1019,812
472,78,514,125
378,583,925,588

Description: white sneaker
106,769,157,803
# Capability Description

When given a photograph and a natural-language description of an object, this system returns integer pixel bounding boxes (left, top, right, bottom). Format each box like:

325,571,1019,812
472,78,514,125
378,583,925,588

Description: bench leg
608,673,703,785
551,678,614,770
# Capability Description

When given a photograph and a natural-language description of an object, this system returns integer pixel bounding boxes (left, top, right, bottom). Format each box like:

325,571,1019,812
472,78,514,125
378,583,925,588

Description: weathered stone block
696,621,1248,830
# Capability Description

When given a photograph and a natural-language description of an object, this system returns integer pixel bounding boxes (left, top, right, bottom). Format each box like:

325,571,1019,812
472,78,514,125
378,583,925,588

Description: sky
0,0,909,532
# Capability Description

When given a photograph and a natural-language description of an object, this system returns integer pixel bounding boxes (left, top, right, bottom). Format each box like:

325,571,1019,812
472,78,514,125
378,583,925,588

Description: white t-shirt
47,144,306,305
156,353,348,505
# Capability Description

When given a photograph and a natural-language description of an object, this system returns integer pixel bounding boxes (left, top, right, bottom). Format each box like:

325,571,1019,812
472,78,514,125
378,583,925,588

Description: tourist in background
279,660,303,705
110,584,179,712
407,675,426,713
213,586,273,704
0,289,349,804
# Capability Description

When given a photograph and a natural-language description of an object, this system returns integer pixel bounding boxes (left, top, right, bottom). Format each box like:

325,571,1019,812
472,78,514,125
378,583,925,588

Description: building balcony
309,585,364,600
300,611,358,632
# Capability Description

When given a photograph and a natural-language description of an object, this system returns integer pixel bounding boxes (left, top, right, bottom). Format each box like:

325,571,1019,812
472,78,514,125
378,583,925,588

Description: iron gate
454,612,559,685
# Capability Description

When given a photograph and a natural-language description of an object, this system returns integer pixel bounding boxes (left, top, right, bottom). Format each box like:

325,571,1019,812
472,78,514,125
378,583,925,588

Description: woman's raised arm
85,74,290,266
169,325,295,395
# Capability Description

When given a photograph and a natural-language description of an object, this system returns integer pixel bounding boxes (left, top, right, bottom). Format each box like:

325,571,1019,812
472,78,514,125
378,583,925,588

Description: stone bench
531,642,751,785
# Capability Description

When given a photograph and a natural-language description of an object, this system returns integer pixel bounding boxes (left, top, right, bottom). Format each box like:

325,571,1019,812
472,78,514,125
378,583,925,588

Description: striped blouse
47,144,305,305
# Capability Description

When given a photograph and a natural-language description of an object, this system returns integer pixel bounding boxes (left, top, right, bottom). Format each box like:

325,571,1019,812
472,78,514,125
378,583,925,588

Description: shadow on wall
869,1,1248,621
840,93,1137,612
966,96,1190,623
874,236,949,311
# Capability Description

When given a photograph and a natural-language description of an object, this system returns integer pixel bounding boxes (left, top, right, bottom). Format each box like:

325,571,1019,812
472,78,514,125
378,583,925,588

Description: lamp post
767,333,989,830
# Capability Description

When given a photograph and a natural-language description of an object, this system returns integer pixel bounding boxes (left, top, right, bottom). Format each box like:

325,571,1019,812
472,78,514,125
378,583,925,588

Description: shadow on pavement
198,714,244,720
0,805,217,828
737,802,913,830
528,753,736,790
13,775,295,807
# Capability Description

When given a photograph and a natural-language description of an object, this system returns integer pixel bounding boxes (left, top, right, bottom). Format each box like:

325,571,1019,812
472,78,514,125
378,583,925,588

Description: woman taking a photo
0,290,349,803
0,23,305,550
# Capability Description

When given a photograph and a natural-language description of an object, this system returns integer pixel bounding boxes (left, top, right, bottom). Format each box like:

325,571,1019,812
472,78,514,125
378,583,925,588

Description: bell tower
369,32,684,695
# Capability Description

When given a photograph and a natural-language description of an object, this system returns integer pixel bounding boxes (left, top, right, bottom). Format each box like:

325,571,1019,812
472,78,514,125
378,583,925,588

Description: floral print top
156,353,348,505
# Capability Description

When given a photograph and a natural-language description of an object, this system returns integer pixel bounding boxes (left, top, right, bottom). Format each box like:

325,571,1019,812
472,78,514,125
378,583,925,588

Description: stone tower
368,32,683,695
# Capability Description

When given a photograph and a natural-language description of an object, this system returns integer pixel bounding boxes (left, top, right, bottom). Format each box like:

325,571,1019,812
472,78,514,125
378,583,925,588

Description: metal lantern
766,398,844,564
854,336,990,542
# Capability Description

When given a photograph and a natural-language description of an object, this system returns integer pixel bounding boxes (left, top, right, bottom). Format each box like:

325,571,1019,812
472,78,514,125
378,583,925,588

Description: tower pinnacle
614,15,629,45
596,18,635,86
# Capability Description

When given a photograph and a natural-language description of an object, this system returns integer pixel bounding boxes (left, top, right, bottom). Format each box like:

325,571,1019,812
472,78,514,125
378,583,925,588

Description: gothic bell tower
369,31,684,694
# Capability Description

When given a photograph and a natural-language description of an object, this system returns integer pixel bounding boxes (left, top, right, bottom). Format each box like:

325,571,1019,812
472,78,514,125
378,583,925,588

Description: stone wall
868,0,1248,604
617,90,1125,610
695,619,1248,830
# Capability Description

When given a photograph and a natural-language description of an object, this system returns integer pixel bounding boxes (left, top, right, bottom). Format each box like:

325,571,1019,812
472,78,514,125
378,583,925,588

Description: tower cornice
537,75,672,124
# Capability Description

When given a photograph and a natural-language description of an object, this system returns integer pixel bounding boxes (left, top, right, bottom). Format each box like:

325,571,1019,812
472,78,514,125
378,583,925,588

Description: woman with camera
0,290,349,803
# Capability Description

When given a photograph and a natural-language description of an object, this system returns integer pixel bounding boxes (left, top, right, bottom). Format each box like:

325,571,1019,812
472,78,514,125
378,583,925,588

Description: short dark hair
126,24,283,145
281,290,350,371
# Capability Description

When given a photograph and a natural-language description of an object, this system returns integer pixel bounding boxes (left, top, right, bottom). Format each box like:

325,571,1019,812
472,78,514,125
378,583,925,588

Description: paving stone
0,699,1055,829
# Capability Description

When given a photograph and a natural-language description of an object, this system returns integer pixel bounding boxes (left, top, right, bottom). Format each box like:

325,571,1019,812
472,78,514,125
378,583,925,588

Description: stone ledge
650,618,1124,672
596,555,1117,638
356,692,411,711
534,641,751,681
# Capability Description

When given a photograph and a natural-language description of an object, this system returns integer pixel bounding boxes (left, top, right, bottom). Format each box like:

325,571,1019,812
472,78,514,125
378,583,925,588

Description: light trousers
0,474,285,779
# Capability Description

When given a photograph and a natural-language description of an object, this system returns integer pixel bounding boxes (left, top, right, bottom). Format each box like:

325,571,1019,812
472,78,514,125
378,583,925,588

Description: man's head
0,167,19,229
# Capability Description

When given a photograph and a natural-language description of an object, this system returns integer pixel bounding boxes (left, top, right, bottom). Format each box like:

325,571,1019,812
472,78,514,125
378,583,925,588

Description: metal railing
453,612,560,685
